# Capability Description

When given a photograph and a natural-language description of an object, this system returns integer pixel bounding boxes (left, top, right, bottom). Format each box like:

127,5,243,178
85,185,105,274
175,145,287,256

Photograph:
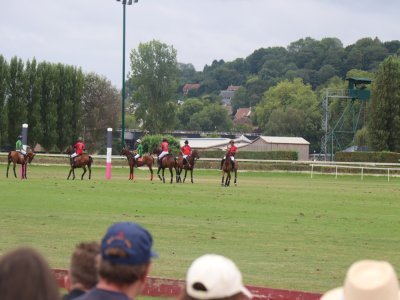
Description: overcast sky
1,0,399,87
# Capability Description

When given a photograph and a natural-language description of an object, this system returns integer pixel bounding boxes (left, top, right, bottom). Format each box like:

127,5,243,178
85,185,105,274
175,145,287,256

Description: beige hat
321,260,400,300
186,254,252,300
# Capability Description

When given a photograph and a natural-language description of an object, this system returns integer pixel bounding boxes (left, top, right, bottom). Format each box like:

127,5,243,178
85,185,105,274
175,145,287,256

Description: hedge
198,150,298,160
335,151,400,163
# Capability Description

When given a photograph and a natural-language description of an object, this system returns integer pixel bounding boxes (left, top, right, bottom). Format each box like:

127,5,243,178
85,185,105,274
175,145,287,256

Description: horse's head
27,152,35,163
65,145,74,155
120,148,129,156
192,149,200,160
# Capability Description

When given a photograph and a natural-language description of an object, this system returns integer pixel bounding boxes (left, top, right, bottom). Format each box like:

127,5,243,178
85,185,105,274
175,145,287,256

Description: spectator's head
162,138,168,142
0,247,60,300
321,260,400,300
17,135,22,140
180,254,252,300
185,140,189,145
229,140,235,145
137,139,141,144
99,222,157,287
65,241,101,291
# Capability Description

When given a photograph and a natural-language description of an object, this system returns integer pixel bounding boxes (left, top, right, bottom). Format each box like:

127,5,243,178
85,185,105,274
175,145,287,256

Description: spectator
63,242,101,300
76,222,157,300
0,247,60,300
321,259,400,300
179,254,252,300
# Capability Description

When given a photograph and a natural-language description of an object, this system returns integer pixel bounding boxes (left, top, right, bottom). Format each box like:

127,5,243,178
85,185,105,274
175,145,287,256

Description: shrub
335,151,400,163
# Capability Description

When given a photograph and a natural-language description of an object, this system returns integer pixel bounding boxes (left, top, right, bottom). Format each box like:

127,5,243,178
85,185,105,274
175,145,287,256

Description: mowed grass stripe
0,164,399,293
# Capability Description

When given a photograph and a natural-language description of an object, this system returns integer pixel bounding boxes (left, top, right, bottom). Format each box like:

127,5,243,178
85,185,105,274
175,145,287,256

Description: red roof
234,108,251,120
227,85,240,91
182,83,201,94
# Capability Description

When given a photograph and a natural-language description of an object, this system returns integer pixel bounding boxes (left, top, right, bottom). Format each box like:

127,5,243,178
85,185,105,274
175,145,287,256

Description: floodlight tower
116,0,139,147
321,77,372,160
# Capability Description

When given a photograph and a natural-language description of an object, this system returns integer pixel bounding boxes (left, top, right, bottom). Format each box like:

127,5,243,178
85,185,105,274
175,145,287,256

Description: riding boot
220,159,224,170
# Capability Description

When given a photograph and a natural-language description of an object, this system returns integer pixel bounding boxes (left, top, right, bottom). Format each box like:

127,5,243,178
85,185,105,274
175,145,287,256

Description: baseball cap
321,260,400,300
186,254,252,300
101,222,157,266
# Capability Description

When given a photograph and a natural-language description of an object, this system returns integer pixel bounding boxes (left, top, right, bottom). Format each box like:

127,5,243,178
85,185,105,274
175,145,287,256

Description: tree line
0,56,120,152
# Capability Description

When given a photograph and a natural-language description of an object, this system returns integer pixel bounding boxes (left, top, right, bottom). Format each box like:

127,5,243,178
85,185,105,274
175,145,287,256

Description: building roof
180,136,252,150
258,136,310,145
182,83,201,94
227,85,240,91
234,108,251,120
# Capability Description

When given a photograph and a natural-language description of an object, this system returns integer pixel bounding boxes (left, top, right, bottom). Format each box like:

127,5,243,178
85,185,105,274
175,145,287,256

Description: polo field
0,164,399,295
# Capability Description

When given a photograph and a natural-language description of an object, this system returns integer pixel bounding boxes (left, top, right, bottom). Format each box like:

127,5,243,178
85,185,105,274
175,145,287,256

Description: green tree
177,98,205,128
368,56,400,151
81,73,120,151
129,40,179,133
0,55,9,147
254,78,321,150
7,57,27,145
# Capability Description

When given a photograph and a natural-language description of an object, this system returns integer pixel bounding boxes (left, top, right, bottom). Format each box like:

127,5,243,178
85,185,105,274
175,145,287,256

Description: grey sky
1,0,399,87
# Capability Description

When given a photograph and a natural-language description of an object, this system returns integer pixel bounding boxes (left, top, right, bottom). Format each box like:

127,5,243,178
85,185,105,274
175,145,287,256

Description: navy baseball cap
101,222,157,265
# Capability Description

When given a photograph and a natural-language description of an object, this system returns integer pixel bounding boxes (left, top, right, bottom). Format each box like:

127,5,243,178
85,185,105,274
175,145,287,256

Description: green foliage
0,55,9,147
335,151,400,163
253,78,321,150
129,40,179,133
368,56,400,151
140,134,180,155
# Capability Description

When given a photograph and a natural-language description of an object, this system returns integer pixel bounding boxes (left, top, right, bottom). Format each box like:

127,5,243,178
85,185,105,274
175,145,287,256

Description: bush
141,134,180,155
335,151,400,163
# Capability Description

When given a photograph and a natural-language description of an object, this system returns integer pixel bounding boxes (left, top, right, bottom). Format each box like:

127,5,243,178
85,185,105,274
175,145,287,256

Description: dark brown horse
120,148,154,181
6,150,35,179
66,145,93,180
221,151,238,187
152,148,177,184
176,149,200,183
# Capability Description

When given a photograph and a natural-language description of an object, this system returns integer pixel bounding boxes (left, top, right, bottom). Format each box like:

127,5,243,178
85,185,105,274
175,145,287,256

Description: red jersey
228,145,237,156
181,145,192,155
161,141,169,152
74,141,86,155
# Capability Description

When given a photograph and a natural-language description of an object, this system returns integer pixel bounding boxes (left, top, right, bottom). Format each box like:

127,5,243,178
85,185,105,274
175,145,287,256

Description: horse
152,148,177,184
176,149,200,183
66,145,93,180
120,148,154,181
6,149,35,179
221,151,238,187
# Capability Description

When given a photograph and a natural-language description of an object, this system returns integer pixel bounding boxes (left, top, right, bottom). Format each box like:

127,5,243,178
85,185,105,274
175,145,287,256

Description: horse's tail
8,151,11,162
89,156,93,166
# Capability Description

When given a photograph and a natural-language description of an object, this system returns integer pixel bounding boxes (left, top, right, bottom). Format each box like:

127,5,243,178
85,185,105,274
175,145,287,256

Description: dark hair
69,242,100,289
162,138,167,142
98,248,149,286
184,140,189,144
0,247,60,300
178,288,246,300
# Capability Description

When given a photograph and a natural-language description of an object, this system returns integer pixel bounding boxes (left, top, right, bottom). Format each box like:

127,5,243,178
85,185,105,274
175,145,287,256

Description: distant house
180,135,251,151
234,107,252,126
182,83,201,95
240,136,310,161
220,85,240,106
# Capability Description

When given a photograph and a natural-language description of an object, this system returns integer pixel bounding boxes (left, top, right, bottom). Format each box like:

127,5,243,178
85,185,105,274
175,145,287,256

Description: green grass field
1,164,400,294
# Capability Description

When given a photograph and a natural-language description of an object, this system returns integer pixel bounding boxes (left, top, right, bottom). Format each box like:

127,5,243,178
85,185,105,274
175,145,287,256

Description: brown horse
66,145,93,180
6,150,35,179
120,148,154,181
221,151,238,187
152,148,177,184
176,149,200,183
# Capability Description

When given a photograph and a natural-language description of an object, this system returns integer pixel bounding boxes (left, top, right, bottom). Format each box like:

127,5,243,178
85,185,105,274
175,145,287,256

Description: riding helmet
17,135,22,139
184,140,189,144
137,139,141,143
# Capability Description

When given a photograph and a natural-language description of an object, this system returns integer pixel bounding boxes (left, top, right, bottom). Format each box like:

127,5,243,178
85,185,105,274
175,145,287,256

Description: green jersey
137,144,143,156
16,139,23,151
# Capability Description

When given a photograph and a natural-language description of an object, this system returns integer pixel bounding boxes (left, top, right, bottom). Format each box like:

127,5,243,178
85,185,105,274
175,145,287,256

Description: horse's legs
67,168,73,180
157,166,162,181
221,172,225,186
190,169,194,184
129,165,133,180
23,163,27,179
6,161,11,178
225,171,231,186
72,168,76,180
234,169,237,186
169,167,173,184
81,166,87,180
162,168,165,183
88,165,92,180
183,169,188,183
13,163,17,178
149,166,153,181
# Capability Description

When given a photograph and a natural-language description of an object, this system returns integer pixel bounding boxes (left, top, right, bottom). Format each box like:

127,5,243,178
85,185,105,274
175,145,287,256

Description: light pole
116,0,138,147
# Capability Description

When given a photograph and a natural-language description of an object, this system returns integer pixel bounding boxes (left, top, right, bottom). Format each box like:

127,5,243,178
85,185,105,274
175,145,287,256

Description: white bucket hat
186,254,252,300
321,260,400,300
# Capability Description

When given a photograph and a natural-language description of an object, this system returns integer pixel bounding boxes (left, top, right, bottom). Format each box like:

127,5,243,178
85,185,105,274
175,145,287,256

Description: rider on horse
15,135,26,157
134,139,143,163
181,140,192,168
158,138,169,166
70,137,86,166
220,140,237,170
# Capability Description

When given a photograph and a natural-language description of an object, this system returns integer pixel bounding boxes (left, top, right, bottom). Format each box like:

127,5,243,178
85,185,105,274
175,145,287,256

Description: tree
253,78,321,150
81,73,120,151
368,56,400,151
0,55,9,147
177,98,205,128
129,40,179,133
